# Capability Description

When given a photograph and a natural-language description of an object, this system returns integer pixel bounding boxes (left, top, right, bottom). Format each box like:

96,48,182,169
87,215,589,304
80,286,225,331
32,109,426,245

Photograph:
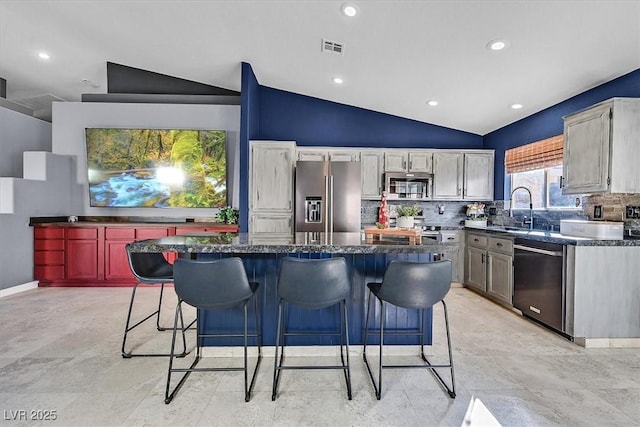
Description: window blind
505,135,564,174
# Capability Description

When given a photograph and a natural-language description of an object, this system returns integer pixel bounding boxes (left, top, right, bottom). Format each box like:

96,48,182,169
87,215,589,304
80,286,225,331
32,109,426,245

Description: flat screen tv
85,128,226,208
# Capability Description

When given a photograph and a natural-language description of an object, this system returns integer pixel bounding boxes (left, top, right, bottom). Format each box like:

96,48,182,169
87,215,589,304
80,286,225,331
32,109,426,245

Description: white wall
52,102,241,217
0,106,51,177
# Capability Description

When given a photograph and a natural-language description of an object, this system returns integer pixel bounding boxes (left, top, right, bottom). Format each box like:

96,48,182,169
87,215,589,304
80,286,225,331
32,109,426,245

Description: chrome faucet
509,186,534,230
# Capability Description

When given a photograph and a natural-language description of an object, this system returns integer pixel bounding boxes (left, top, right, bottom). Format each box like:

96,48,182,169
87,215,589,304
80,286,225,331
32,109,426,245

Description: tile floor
0,286,638,426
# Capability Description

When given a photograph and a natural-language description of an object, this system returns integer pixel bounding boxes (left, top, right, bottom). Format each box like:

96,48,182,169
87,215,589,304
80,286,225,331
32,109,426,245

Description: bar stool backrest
126,248,173,283
377,260,452,309
277,257,350,309
173,258,253,310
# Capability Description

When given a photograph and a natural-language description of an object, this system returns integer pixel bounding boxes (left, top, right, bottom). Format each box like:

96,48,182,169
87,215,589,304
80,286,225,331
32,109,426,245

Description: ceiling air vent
322,39,345,55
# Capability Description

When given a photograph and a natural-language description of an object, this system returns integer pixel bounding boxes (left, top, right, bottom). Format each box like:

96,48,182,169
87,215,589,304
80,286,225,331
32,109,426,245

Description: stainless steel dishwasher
513,238,566,333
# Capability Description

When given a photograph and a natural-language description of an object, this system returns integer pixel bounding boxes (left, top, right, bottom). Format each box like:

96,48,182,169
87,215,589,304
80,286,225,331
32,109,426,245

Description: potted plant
396,204,420,228
465,203,487,228
216,206,239,224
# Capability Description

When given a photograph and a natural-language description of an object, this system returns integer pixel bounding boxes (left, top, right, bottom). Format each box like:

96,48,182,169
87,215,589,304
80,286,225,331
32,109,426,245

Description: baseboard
0,281,39,298
574,337,640,348
201,344,432,358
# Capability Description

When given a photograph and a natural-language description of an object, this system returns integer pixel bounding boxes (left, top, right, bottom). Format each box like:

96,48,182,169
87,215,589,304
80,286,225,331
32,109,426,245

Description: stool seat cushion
174,258,256,310
375,260,451,309
277,257,351,309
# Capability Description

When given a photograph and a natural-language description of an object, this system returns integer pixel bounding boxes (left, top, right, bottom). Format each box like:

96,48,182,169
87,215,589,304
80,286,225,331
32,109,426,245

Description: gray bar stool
272,257,352,401
122,246,191,358
363,259,456,400
165,257,262,404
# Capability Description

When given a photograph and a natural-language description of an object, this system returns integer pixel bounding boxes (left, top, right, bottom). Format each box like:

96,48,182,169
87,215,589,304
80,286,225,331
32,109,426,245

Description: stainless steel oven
513,239,566,333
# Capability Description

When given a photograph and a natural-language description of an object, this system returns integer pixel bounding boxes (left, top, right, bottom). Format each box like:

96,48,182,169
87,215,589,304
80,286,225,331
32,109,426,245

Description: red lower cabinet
64,227,104,282
104,227,171,281
33,223,231,286
34,227,65,283
104,228,136,281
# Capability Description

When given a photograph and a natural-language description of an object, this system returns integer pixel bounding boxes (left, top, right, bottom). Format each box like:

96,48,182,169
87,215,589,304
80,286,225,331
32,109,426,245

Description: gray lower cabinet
487,252,513,305
433,231,463,283
465,231,513,306
249,213,292,233
465,246,486,291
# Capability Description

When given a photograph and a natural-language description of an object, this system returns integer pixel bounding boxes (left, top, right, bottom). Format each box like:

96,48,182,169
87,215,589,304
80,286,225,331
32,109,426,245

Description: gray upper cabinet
384,151,408,172
360,150,384,199
249,141,295,234
433,151,494,200
297,148,327,162
329,149,360,162
432,152,464,199
563,98,640,194
384,150,433,173
297,148,360,162
408,151,433,173
464,152,494,200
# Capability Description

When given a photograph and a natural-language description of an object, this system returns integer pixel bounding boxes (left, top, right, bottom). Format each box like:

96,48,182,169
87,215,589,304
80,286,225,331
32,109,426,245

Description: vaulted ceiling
1,1,638,134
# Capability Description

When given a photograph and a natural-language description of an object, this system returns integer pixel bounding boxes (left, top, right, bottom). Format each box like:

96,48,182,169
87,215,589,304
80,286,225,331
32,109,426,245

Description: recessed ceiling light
486,39,509,51
511,103,523,109
38,52,51,60
341,4,358,17
427,100,438,107
332,76,344,84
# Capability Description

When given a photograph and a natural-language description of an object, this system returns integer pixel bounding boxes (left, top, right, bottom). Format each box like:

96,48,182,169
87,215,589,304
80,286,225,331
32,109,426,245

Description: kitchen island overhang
127,232,459,347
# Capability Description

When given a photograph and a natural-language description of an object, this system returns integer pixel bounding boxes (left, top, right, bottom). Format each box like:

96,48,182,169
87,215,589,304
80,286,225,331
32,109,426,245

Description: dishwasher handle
514,244,563,257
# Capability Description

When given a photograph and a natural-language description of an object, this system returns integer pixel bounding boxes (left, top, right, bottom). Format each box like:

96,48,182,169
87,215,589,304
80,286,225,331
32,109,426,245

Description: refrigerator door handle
330,175,334,233
325,175,330,234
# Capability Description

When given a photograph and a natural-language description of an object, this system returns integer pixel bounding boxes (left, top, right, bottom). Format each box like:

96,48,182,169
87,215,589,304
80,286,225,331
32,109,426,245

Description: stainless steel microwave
385,172,433,200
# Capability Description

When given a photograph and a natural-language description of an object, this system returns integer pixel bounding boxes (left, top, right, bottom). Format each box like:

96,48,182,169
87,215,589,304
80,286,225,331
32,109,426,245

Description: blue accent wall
239,62,261,232
258,86,483,148
485,69,640,199
240,63,639,225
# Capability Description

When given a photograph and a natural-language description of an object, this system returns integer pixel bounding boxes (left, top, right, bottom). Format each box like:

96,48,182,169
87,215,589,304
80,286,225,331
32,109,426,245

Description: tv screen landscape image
85,128,226,208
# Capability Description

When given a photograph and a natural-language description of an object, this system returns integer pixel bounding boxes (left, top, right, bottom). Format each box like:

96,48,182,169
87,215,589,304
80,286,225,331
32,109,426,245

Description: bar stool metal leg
121,283,190,358
363,290,382,399
419,300,456,398
364,291,456,400
165,299,262,404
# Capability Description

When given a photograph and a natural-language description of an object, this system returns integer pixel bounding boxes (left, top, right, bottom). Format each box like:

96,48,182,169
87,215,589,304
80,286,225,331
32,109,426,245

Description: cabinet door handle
474,238,479,242
447,237,454,241
409,160,412,170
559,176,564,188
481,253,485,263
403,160,407,169
496,242,503,247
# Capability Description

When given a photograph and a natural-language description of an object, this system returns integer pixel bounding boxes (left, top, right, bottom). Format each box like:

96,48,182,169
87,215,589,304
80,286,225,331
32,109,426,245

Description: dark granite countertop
30,216,235,228
465,226,640,246
126,232,461,254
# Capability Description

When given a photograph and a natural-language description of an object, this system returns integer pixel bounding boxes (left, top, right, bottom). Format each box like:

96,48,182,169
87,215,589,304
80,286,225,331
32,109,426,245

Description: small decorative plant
395,204,420,229
216,206,239,224
396,204,421,218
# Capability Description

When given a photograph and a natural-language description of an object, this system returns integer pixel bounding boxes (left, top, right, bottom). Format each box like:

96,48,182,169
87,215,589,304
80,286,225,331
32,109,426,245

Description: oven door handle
514,244,562,257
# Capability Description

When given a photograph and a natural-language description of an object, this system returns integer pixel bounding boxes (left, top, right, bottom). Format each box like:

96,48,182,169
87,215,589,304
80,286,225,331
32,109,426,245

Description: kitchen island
127,232,460,347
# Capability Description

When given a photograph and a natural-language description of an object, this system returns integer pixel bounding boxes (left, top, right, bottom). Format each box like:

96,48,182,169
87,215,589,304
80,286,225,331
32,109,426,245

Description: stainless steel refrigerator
295,161,361,233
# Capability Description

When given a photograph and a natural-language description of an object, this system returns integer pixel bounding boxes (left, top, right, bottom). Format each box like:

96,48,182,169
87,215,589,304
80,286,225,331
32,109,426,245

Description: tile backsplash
361,193,640,234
